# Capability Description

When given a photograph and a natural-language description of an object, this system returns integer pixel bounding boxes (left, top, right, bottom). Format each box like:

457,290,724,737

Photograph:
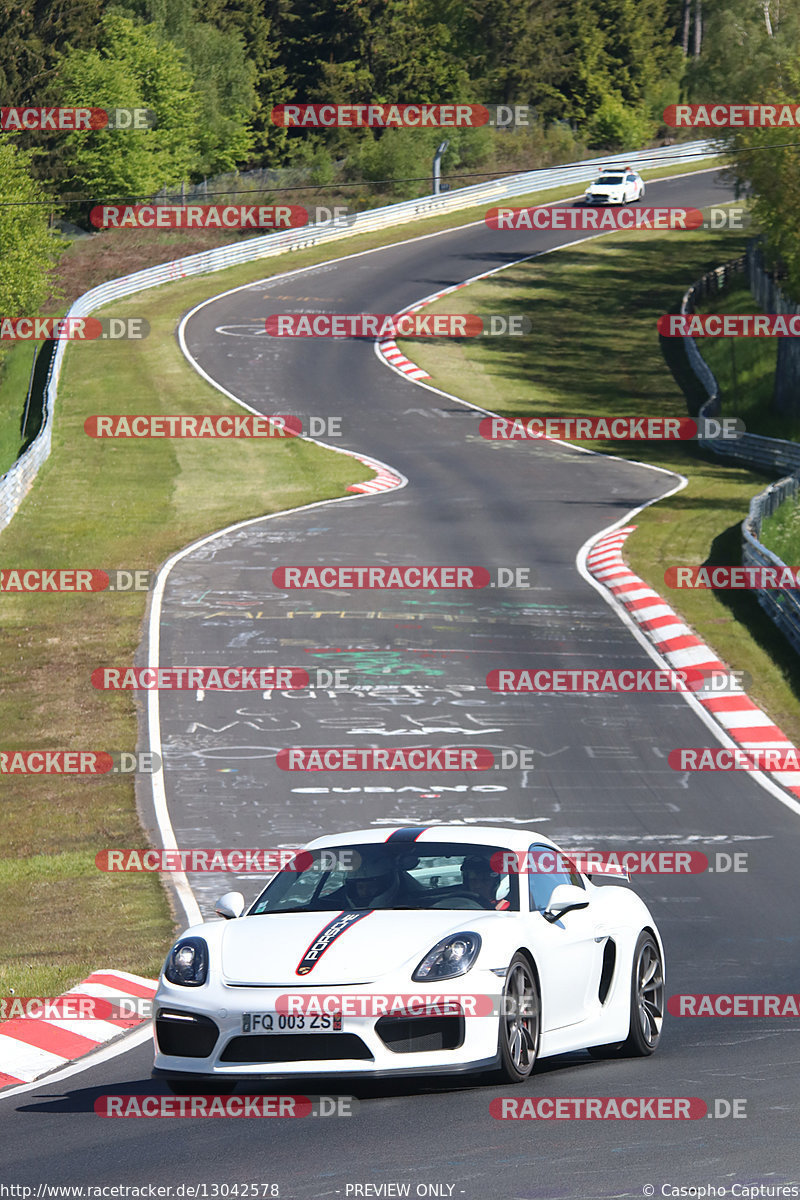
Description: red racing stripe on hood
295,911,371,976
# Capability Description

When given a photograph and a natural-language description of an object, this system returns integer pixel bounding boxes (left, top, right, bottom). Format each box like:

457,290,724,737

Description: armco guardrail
682,249,800,474
0,139,717,534
679,254,800,655
0,343,58,533
747,241,800,412
743,477,800,656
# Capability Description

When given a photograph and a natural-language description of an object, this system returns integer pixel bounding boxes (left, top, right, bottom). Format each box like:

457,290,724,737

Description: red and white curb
377,340,430,380
346,450,403,495
376,284,472,381
347,469,402,495
0,970,157,1089
586,526,800,800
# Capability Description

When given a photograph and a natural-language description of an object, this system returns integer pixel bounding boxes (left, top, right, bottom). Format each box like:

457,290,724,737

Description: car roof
303,825,561,854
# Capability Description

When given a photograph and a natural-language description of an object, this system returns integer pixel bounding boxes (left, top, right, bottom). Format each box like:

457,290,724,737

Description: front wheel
494,954,540,1082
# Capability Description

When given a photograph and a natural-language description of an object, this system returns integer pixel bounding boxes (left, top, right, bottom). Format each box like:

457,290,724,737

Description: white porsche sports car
152,825,665,1087
583,166,645,204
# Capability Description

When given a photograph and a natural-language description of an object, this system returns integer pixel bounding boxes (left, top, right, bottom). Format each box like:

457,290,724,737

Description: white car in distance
584,166,645,204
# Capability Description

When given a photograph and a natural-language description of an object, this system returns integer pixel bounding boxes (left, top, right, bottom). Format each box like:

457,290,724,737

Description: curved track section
4,170,800,1198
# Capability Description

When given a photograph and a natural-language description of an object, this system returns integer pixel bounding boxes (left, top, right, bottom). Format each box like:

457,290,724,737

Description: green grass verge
761,496,800,563
694,271,800,562
694,277,798,439
0,341,37,475
397,223,800,749
0,151,724,1002
0,284,373,999
0,151,725,487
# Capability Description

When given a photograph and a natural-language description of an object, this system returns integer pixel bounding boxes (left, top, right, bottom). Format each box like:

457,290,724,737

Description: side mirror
215,891,245,920
543,884,590,924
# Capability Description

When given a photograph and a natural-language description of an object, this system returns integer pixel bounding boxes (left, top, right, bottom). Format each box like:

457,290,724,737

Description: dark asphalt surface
3,169,800,1199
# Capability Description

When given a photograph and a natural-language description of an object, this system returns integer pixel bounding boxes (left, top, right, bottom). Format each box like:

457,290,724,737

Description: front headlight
164,937,208,986
412,932,481,981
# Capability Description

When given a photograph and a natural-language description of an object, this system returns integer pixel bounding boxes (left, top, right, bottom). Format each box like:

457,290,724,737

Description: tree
113,0,260,171
55,13,200,200
703,0,800,411
588,0,679,102
455,0,568,116
276,0,468,157
0,140,60,367
175,22,256,173
686,0,800,101
200,0,297,162
555,0,613,124
0,0,103,104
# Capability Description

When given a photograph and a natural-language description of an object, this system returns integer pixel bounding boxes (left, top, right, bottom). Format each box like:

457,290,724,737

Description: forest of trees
3,0,800,320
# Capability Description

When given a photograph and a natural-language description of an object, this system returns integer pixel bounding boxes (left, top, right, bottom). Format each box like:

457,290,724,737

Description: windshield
250,842,520,913
594,175,623,185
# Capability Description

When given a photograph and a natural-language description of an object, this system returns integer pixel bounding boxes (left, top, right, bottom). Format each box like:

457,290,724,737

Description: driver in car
461,855,510,909
321,854,401,910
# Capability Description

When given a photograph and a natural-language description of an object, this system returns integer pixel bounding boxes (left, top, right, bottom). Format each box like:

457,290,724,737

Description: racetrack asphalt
3,169,799,1199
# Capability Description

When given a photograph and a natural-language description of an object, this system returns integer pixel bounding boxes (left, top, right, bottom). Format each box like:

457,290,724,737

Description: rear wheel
494,954,540,1082
588,931,664,1059
623,931,664,1054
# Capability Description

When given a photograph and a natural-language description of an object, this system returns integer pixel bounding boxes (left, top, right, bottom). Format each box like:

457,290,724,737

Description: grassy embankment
396,222,800,750
0,153,726,998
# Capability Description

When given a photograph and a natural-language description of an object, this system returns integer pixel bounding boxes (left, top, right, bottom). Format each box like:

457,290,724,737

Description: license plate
241,1012,342,1033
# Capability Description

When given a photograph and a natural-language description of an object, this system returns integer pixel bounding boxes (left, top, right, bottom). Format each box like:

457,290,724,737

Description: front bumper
152,972,503,1078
